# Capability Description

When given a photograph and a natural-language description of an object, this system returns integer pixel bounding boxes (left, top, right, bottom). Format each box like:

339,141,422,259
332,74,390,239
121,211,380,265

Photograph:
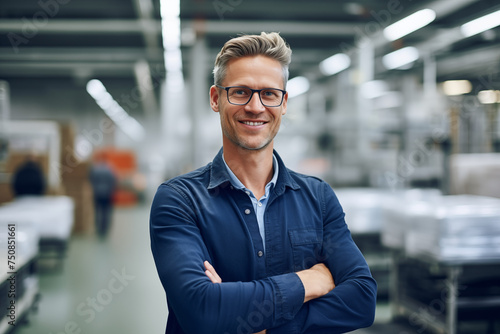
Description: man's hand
204,261,222,283
204,261,266,334
296,263,335,303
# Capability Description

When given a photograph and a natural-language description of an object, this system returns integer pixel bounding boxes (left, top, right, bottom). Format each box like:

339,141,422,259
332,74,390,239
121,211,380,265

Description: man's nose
244,92,266,112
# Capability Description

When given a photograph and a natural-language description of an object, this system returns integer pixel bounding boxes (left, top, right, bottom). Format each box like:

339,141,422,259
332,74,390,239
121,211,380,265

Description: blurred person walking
89,152,117,237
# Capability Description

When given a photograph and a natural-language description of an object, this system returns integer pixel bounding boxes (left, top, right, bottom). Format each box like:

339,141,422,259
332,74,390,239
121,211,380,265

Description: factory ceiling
0,0,499,93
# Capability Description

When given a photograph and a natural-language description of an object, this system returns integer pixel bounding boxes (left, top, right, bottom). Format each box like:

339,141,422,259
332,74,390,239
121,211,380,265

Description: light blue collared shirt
222,154,279,250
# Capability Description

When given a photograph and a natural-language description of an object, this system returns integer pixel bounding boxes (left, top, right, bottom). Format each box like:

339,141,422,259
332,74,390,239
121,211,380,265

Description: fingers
204,261,222,283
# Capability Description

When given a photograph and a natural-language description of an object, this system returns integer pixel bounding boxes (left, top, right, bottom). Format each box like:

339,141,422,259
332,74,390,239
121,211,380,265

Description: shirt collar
208,148,300,193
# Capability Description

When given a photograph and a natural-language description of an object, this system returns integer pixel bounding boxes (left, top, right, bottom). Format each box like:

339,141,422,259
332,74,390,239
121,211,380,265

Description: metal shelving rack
0,253,39,334
390,253,500,334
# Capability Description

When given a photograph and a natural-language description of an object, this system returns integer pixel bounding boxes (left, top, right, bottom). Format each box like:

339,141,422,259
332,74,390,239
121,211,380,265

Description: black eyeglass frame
216,85,287,107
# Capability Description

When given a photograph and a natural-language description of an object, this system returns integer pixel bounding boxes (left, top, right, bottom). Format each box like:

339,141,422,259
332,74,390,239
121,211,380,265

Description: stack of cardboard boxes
0,122,96,234
0,121,108,235
58,123,95,235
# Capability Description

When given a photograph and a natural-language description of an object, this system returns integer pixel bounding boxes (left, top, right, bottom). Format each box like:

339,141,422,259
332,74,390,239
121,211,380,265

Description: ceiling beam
0,61,164,78
436,45,500,80
0,19,161,34
180,2,351,18
182,20,359,37
0,19,360,36
0,47,164,62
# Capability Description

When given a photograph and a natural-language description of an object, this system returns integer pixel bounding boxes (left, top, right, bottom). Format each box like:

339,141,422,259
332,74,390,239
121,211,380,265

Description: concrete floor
16,204,167,334
13,204,494,334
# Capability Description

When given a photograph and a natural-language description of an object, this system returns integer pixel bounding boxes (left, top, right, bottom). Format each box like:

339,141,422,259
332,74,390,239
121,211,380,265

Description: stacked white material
0,211,40,281
1,196,74,240
405,195,500,263
335,188,390,234
381,189,442,250
450,153,500,198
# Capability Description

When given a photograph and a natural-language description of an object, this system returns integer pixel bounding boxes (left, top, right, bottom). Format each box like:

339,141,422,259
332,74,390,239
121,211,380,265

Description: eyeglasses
216,85,286,107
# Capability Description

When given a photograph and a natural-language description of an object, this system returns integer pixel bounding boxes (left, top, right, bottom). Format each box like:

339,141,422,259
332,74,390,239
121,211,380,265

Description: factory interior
1,0,500,333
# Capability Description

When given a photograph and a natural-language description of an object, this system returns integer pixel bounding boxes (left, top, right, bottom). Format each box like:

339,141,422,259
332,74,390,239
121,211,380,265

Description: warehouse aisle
16,204,167,334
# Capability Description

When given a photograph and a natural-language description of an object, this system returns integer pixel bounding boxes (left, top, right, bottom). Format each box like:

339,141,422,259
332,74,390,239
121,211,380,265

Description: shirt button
245,190,250,196
257,251,264,257
230,186,234,190
258,202,262,207
244,209,251,215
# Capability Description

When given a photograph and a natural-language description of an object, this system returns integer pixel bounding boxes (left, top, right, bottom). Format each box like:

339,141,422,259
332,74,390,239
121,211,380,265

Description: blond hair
213,32,292,89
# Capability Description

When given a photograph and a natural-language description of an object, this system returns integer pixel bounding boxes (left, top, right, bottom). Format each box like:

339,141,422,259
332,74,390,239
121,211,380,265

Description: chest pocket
288,229,322,271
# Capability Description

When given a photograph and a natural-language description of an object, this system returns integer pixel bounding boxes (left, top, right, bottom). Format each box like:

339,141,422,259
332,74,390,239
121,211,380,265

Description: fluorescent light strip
382,47,419,70
287,76,310,98
461,9,500,37
442,80,472,96
478,90,500,104
86,79,145,141
160,0,184,91
319,53,351,76
384,9,436,41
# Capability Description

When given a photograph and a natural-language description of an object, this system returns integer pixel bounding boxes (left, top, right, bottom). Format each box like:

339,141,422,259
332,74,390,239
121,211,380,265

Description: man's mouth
241,121,265,126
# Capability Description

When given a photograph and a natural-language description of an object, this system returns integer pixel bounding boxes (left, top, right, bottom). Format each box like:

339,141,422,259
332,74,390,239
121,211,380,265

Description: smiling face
210,55,288,152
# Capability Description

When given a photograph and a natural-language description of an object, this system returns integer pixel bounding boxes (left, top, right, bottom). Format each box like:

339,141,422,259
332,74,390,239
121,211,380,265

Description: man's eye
262,90,278,97
233,89,250,96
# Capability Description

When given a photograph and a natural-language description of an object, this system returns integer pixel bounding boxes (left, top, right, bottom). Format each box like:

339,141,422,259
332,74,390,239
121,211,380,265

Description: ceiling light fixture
441,80,472,96
478,90,500,104
461,9,500,38
287,76,310,98
86,79,145,141
382,47,419,70
383,9,436,41
319,53,351,76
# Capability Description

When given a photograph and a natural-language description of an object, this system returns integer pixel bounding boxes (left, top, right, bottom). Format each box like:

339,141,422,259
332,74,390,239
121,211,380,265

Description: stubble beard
223,127,274,152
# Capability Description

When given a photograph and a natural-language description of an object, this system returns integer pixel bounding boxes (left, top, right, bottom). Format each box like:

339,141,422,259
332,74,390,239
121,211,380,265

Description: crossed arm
204,261,336,334
204,261,335,303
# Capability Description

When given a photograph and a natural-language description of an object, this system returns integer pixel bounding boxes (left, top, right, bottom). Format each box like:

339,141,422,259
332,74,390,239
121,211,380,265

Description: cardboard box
0,182,14,204
63,178,95,235
59,122,76,165
61,161,91,181
5,153,49,177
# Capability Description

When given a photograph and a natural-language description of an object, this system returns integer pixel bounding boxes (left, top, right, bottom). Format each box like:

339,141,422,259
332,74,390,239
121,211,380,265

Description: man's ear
281,91,288,116
210,85,220,113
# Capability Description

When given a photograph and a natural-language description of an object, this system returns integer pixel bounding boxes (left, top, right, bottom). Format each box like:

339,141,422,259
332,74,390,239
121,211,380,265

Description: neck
223,142,274,199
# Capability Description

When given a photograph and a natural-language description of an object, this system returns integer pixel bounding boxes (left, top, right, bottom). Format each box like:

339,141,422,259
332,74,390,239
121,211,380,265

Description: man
150,32,376,334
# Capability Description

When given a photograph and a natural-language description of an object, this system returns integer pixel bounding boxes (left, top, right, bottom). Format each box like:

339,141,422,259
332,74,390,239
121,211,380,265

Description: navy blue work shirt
150,149,377,334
